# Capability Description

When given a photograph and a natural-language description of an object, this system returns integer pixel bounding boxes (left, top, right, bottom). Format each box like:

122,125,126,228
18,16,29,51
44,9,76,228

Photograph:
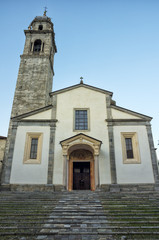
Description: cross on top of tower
43,7,48,16
80,77,84,84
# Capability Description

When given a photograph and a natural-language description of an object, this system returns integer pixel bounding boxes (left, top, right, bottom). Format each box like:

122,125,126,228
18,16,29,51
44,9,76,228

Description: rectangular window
23,133,43,164
121,132,140,164
125,138,134,159
30,138,38,159
74,109,90,131
75,110,88,130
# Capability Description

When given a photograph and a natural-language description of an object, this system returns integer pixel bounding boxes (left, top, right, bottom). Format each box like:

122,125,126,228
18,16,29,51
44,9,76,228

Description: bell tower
1,13,57,184
11,12,57,117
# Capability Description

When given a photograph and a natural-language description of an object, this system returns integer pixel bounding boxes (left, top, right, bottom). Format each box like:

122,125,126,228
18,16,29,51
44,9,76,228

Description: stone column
94,155,100,187
63,155,68,189
61,144,69,190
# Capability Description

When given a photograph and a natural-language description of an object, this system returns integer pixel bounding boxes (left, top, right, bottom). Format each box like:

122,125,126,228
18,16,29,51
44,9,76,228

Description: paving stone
80,224,87,228
69,235,82,240
37,236,48,240
64,224,71,228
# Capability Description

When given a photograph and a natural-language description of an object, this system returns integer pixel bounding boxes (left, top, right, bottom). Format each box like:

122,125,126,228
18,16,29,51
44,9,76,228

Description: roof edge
0,136,7,139
111,105,152,120
11,105,53,121
50,83,113,96
60,133,102,145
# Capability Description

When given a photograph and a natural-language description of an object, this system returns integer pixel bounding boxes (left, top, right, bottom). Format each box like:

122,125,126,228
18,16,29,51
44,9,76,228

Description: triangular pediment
111,105,152,121
60,133,102,146
60,133,102,156
50,83,113,96
23,109,52,120
11,105,53,121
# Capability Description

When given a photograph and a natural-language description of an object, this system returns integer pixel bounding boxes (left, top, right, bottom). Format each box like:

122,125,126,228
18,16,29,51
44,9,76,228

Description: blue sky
0,0,159,157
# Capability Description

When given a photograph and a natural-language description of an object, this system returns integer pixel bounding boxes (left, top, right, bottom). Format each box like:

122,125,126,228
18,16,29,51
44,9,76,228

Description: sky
0,0,159,157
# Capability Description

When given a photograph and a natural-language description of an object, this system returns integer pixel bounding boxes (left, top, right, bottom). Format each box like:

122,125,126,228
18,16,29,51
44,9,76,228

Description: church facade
1,14,159,191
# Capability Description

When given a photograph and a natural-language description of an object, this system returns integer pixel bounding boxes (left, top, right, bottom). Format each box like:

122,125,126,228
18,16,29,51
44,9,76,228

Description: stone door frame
60,133,102,191
68,156,95,191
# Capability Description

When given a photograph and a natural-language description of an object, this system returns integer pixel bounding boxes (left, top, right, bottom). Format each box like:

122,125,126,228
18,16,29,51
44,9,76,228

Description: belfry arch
60,134,102,191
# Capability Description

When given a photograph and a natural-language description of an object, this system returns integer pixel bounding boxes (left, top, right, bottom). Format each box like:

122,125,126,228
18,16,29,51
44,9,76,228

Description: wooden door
73,162,90,190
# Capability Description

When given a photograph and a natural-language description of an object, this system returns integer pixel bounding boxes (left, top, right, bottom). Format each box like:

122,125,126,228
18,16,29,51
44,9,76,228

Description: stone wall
0,137,7,177
11,56,53,118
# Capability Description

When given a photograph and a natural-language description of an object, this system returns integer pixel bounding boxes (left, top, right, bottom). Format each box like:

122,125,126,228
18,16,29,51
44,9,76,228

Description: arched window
39,25,43,30
33,39,42,52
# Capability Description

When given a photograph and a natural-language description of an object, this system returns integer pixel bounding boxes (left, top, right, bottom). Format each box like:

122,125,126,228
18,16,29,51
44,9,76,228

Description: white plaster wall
112,108,140,119
114,125,154,183
23,109,52,120
10,126,50,184
53,87,111,185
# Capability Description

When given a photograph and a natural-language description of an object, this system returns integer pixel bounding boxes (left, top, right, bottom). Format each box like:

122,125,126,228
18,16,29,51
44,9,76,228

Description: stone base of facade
101,183,159,192
0,184,11,191
0,183,158,192
0,184,54,192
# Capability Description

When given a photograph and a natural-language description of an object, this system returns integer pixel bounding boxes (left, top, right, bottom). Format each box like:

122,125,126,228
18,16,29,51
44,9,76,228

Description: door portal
73,162,90,190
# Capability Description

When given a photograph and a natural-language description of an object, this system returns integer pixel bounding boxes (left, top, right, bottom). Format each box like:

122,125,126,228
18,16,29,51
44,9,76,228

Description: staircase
99,190,159,240
0,190,159,239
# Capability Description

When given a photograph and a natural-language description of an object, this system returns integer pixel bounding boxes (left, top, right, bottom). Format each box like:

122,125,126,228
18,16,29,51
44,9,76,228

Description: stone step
0,220,158,225
2,209,158,213
0,190,159,240
1,231,159,236
1,225,159,229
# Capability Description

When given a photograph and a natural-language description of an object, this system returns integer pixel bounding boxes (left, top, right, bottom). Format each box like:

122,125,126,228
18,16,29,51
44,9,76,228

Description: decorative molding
18,121,57,127
106,119,149,123
19,120,57,123
70,149,93,160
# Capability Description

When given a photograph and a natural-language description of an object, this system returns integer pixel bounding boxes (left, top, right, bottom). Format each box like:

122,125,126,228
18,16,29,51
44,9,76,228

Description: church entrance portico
60,133,102,191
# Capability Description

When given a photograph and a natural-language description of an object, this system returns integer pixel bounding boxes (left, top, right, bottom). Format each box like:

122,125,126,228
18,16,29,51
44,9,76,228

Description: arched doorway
68,149,95,191
60,133,102,191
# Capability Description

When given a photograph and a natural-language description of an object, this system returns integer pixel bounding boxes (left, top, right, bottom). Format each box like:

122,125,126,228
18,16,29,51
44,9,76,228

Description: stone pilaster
146,124,159,184
47,121,56,184
1,121,18,184
106,96,117,184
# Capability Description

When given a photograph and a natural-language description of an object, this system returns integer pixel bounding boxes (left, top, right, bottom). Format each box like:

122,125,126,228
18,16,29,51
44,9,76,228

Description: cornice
24,30,53,34
20,54,50,59
50,84,113,96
